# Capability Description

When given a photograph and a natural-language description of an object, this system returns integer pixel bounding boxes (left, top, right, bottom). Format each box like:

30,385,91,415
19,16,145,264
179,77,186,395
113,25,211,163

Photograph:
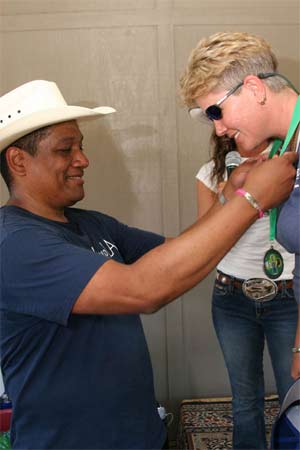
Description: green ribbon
268,95,300,241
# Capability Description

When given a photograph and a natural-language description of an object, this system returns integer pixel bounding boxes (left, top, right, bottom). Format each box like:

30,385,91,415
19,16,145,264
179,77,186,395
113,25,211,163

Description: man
0,79,297,450
180,31,300,450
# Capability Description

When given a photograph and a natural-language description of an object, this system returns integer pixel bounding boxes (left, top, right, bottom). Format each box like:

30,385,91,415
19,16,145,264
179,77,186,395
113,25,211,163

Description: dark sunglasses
188,72,299,123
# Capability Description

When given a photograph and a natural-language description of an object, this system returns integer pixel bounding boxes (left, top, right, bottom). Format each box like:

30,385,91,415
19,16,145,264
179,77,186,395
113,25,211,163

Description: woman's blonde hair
179,31,287,107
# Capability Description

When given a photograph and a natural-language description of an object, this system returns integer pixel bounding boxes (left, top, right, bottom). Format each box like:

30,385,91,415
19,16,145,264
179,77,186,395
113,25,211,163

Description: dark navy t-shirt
0,206,166,449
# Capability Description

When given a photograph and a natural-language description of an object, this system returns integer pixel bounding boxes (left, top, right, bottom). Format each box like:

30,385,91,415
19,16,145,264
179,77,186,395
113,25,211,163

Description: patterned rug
176,395,280,450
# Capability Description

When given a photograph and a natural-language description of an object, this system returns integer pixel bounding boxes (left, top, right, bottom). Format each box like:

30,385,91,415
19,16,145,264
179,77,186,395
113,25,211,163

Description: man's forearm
133,194,258,312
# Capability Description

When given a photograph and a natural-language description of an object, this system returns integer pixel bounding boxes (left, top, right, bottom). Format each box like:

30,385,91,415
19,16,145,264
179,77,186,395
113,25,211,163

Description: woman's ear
243,75,267,105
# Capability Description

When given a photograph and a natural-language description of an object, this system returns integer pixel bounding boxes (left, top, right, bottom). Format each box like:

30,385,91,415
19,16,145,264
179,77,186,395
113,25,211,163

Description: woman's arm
291,305,300,380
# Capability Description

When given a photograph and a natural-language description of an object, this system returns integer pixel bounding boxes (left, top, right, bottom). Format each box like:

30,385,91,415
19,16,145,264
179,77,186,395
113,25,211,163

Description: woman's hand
291,353,300,380
291,306,300,380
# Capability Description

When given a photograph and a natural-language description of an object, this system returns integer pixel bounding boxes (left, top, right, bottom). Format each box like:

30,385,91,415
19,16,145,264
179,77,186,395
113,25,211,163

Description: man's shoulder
1,205,45,225
1,205,34,232
0,206,61,244
66,207,121,228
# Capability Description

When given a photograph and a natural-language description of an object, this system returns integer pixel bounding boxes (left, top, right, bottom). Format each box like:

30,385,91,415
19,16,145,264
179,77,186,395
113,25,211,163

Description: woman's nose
213,120,228,136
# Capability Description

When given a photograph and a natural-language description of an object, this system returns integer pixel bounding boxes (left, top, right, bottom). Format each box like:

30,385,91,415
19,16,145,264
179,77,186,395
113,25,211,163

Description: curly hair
209,133,236,184
179,31,287,107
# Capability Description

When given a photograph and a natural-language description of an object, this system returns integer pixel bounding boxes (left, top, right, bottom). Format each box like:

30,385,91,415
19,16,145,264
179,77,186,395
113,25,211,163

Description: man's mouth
66,175,84,184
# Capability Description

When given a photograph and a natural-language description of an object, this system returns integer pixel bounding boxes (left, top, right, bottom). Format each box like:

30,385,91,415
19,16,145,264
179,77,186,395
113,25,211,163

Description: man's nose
73,150,89,168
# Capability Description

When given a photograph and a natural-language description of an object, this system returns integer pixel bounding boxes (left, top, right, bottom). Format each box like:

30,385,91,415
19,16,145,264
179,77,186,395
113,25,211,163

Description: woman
180,31,300,447
196,132,297,450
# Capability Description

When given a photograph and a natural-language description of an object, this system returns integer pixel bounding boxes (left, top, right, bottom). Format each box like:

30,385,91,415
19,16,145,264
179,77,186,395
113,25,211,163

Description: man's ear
243,75,267,105
6,147,29,178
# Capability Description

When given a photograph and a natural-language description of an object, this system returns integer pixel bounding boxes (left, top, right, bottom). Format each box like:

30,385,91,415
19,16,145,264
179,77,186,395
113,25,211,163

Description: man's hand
224,152,297,211
223,155,268,200
225,159,262,196
243,152,297,211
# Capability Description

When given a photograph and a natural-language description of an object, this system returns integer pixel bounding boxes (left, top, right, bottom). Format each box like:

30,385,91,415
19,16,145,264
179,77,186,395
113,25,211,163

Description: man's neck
7,196,68,223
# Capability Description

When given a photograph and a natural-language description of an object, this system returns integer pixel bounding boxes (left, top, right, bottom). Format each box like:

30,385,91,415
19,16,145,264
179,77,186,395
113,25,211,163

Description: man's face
25,120,89,209
195,83,269,154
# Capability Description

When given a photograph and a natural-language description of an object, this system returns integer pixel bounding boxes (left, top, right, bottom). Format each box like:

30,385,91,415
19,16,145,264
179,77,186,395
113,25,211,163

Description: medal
263,246,284,279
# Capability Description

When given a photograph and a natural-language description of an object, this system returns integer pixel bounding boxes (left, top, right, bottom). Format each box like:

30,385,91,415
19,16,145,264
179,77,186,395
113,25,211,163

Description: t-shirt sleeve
195,160,219,193
94,213,165,264
1,227,108,325
118,226,165,264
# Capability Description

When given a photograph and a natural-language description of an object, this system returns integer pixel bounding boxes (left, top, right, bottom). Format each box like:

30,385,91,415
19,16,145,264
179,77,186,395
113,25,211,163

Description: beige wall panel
1,0,156,15
172,0,299,24
3,1,298,33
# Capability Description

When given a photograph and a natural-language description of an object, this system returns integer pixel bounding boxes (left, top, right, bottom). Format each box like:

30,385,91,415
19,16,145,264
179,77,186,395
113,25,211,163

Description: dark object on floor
177,395,279,450
0,394,12,433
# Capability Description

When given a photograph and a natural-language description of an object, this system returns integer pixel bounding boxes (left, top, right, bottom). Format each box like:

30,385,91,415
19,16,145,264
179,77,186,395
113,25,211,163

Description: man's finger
281,151,298,163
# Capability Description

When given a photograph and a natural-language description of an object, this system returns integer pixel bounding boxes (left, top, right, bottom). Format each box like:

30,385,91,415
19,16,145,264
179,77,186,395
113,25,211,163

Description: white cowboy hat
0,80,116,152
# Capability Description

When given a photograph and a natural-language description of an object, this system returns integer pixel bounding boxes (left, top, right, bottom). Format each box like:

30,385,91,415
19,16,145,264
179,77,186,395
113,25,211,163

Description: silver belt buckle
242,278,278,301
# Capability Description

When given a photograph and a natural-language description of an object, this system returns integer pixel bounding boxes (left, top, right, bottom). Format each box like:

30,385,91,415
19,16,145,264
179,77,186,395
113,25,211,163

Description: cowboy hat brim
0,105,115,152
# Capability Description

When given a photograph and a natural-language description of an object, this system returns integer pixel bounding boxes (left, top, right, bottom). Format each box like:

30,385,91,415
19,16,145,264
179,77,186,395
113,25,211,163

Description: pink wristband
235,188,264,218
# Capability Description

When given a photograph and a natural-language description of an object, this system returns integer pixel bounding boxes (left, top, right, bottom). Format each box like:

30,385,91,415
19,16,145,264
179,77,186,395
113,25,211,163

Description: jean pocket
283,287,296,299
213,281,231,297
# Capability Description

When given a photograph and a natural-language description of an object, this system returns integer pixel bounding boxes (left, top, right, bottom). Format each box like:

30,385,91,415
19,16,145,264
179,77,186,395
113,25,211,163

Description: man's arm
197,180,217,219
72,153,297,315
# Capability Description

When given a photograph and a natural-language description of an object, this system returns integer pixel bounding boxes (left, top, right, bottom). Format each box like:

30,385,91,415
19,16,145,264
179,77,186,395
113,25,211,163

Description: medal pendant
263,247,284,279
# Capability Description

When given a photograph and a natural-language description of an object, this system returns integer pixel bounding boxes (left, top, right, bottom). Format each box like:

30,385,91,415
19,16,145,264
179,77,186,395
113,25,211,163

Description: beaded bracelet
292,347,300,353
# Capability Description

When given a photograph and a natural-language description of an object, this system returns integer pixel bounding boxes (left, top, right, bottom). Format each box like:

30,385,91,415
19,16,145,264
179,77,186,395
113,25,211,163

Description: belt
216,271,293,301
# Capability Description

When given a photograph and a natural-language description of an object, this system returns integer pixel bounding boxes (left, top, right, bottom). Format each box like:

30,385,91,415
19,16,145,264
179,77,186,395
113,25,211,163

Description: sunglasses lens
189,108,212,125
189,108,202,121
206,105,222,121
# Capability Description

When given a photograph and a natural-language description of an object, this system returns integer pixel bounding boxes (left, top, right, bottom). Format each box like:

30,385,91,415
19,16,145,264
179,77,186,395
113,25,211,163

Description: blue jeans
212,279,297,450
